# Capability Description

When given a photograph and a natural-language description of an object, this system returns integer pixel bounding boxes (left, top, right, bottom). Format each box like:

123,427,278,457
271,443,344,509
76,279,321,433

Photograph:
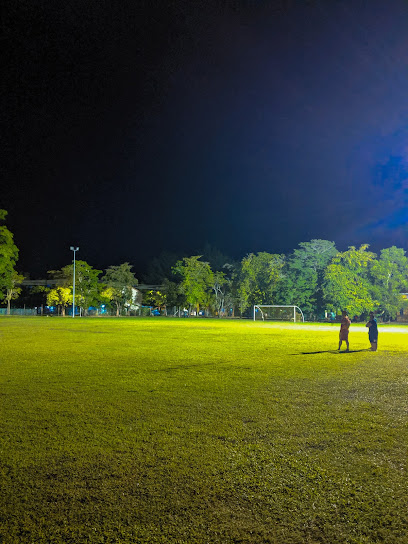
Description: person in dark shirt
366,312,378,351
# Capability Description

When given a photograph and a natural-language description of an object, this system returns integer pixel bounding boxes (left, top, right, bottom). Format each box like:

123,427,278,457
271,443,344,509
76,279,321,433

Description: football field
1,317,407,543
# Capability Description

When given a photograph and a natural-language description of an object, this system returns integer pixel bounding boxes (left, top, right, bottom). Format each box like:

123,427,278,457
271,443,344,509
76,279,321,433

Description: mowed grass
0,317,407,544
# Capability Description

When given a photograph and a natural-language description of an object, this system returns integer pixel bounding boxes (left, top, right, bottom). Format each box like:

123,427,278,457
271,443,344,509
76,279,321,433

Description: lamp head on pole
70,246,79,252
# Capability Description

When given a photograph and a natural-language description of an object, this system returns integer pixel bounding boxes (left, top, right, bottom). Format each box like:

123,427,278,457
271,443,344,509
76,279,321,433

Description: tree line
1,210,408,319
169,242,408,320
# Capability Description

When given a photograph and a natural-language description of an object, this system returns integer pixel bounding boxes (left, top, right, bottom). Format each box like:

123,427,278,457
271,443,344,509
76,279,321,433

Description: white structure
253,305,305,322
128,287,142,312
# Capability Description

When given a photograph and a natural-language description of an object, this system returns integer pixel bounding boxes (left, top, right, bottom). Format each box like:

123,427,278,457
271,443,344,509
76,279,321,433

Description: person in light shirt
338,310,351,351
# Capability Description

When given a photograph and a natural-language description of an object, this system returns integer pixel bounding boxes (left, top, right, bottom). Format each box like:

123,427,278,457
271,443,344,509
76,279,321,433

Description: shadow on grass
295,349,371,355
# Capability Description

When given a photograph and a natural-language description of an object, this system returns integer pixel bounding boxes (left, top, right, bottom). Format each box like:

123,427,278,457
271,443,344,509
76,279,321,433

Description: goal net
253,305,305,322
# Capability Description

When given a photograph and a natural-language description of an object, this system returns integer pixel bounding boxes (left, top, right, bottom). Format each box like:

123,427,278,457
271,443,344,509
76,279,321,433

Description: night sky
2,1,408,278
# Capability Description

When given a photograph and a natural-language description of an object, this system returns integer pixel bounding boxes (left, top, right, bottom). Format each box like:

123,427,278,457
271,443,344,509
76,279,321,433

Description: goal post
253,305,305,322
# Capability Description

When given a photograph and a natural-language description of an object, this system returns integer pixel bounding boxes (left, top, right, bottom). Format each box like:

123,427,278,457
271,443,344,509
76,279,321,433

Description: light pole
70,246,79,318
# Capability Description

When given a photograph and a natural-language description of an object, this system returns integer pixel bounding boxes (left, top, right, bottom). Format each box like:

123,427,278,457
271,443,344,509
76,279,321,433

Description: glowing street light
70,246,79,318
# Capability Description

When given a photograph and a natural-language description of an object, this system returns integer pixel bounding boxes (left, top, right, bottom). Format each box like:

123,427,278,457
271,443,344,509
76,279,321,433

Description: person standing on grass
366,312,378,351
338,310,351,351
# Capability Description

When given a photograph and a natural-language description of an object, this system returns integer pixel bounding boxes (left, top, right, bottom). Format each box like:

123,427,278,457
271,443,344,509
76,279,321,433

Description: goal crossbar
253,305,305,322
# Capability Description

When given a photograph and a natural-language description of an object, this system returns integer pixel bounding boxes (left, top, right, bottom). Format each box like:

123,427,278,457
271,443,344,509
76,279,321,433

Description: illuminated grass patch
0,317,407,543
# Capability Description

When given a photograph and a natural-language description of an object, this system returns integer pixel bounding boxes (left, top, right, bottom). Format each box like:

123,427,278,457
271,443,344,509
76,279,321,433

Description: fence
0,308,37,316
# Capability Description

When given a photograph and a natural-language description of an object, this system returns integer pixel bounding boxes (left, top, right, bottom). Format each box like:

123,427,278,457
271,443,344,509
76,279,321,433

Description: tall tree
237,252,285,315
323,245,377,317
211,270,228,317
173,256,214,315
55,261,102,316
370,246,408,320
0,210,20,312
102,263,138,316
4,271,25,315
281,240,337,316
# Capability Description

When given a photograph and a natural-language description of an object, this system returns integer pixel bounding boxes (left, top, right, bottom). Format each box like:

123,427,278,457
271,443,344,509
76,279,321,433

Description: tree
143,290,167,313
4,271,24,315
237,252,285,315
201,243,232,272
281,240,337,316
212,270,228,317
0,210,20,311
162,278,186,315
172,256,214,315
370,246,408,320
51,261,102,316
102,263,138,316
211,263,237,317
46,286,72,316
143,251,181,283
323,245,377,317
99,286,115,313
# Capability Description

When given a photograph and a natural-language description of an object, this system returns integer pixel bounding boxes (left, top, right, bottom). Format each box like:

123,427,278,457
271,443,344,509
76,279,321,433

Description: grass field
1,317,407,544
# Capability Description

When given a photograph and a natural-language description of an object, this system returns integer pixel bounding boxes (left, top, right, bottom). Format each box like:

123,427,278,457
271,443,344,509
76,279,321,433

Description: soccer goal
253,305,305,322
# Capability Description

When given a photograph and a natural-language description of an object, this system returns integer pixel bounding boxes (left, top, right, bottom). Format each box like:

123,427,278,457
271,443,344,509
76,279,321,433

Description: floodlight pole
70,246,79,318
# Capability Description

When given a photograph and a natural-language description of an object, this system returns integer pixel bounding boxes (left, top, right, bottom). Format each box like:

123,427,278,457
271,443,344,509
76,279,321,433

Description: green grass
0,317,407,543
